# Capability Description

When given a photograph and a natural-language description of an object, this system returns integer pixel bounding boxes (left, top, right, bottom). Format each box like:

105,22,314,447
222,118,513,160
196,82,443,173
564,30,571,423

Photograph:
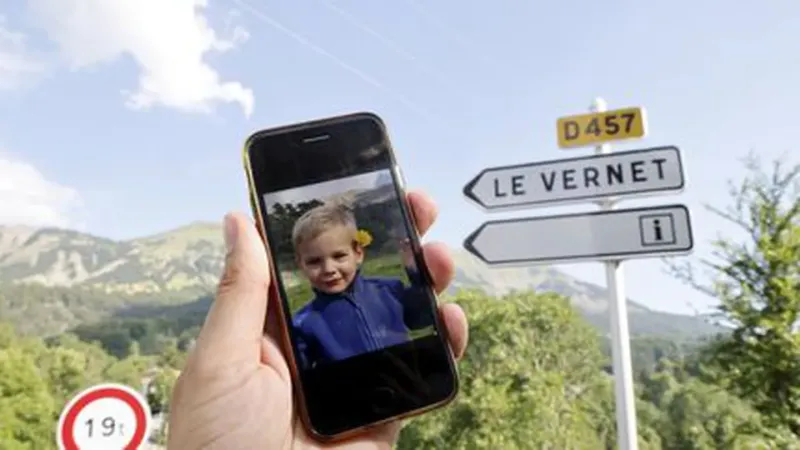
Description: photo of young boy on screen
262,169,437,370
290,201,429,369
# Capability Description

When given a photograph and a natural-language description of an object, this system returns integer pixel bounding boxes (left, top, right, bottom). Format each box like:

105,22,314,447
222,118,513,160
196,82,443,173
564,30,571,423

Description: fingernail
223,214,238,254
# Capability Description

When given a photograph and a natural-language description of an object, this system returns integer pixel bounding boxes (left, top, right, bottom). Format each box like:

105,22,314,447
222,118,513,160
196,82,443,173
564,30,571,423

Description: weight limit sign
56,383,152,450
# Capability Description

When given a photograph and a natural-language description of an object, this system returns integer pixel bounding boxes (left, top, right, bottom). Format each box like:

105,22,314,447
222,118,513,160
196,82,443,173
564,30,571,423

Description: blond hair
291,202,358,251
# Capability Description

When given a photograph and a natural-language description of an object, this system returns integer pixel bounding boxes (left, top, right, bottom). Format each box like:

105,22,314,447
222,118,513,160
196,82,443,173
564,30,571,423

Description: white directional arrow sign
463,204,694,266
462,146,684,211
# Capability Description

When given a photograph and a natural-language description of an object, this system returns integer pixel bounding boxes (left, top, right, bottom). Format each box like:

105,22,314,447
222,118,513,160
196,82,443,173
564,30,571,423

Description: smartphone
242,112,459,441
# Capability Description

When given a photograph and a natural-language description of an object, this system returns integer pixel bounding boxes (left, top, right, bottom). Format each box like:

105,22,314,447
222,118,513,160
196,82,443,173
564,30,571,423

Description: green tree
269,199,324,265
668,154,800,435
397,289,610,449
0,336,56,449
104,352,151,390
0,322,162,449
638,365,797,449
146,340,185,417
584,375,663,450
37,333,116,406
157,337,189,370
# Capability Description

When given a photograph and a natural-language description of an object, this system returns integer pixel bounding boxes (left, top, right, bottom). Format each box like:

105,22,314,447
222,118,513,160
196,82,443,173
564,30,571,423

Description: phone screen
245,113,457,437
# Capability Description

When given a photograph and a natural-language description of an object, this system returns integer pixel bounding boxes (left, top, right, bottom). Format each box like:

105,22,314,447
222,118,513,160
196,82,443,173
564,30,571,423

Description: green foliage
2,286,798,449
70,314,202,359
0,281,205,338
147,366,180,416
0,283,131,336
350,194,406,254
668,154,800,436
610,335,707,379
398,289,608,449
0,344,56,449
0,322,159,449
637,364,798,449
268,199,325,266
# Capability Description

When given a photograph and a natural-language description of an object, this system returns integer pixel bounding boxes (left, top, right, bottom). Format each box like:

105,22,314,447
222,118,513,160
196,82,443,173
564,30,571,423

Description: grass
409,326,435,339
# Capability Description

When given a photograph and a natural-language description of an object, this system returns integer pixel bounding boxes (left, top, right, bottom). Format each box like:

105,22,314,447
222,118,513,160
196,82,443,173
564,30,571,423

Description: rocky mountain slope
0,223,224,294
0,224,718,338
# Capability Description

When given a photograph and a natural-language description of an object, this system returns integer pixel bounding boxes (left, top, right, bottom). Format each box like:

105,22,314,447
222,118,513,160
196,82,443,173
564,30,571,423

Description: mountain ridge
0,223,224,293
0,223,719,338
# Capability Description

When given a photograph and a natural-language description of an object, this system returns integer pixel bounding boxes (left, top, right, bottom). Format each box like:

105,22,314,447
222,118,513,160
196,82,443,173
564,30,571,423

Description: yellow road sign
557,107,647,149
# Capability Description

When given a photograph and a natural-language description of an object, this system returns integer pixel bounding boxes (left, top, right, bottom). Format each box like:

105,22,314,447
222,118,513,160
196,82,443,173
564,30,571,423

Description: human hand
167,190,469,450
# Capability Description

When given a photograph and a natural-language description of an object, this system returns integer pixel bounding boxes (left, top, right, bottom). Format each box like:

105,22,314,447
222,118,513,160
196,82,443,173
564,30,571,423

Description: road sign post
464,204,693,265
590,97,639,450
463,146,685,212
557,106,647,149
463,97,692,450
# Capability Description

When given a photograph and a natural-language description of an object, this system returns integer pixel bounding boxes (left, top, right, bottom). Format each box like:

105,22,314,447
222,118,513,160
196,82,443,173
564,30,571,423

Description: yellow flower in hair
355,229,373,247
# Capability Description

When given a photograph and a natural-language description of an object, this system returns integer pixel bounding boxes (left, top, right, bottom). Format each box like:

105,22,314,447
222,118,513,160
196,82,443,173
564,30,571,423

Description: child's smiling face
296,224,364,294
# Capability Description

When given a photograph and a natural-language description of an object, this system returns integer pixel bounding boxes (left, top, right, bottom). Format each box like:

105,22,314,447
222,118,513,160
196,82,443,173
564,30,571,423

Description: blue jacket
292,269,429,369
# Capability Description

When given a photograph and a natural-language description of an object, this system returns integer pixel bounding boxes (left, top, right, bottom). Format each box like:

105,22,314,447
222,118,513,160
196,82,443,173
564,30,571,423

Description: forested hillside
1,155,798,448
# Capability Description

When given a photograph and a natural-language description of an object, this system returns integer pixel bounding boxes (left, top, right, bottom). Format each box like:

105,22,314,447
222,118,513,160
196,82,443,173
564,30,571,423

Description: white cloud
0,154,83,228
27,0,254,117
0,16,45,91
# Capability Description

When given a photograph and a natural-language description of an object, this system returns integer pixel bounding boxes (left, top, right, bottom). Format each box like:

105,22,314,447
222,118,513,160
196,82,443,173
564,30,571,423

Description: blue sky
0,0,797,315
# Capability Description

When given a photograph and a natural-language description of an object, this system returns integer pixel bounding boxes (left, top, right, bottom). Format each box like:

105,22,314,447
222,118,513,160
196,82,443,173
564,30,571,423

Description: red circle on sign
58,386,148,450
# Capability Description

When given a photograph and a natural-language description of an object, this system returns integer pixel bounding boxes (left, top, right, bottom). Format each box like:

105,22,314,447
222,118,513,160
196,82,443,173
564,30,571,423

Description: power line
234,0,440,123
400,0,500,68
316,0,468,101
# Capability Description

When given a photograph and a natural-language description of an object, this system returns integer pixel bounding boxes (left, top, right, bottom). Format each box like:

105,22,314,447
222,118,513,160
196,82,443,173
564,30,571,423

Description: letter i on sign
652,219,663,241
56,383,152,450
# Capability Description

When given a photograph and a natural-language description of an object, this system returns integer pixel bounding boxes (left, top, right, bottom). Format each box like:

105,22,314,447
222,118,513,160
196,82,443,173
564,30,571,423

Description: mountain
322,183,396,208
0,223,719,338
448,248,717,337
373,171,394,189
0,222,223,295
354,183,396,205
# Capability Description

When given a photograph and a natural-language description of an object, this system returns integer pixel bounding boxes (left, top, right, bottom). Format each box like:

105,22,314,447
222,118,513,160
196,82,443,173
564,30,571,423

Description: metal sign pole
591,97,639,450
464,93,690,448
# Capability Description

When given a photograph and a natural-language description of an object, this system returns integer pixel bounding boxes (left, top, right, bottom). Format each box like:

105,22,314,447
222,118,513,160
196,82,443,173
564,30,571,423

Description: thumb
193,212,271,362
